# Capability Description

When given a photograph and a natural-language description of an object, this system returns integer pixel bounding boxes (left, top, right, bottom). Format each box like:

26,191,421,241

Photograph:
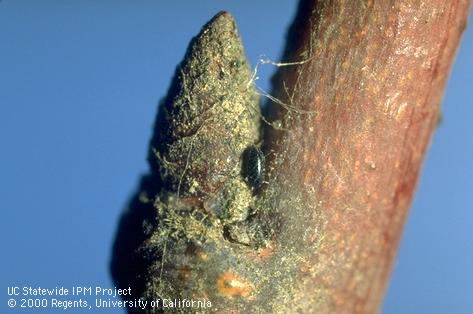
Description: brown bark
264,0,470,312
111,1,470,313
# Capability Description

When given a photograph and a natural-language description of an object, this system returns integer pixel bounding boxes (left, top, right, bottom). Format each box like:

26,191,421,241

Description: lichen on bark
112,11,289,313
112,2,469,313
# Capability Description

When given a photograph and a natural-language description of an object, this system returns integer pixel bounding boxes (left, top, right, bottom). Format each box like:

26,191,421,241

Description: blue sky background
0,2,471,313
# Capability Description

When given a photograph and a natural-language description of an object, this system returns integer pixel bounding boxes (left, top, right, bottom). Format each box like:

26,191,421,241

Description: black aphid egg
242,145,264,190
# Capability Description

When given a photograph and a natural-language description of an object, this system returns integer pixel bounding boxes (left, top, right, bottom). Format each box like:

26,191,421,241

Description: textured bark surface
111,1,470,313
264,0,470,312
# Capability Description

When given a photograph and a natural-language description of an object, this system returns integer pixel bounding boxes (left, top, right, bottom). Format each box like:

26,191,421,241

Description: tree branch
111,1,470,313
264,0,470,311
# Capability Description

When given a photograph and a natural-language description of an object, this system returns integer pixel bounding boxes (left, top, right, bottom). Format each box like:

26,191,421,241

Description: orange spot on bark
216,272,253,298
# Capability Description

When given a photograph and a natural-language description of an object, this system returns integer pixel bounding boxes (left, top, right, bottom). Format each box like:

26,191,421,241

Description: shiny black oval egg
242,145,264,190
